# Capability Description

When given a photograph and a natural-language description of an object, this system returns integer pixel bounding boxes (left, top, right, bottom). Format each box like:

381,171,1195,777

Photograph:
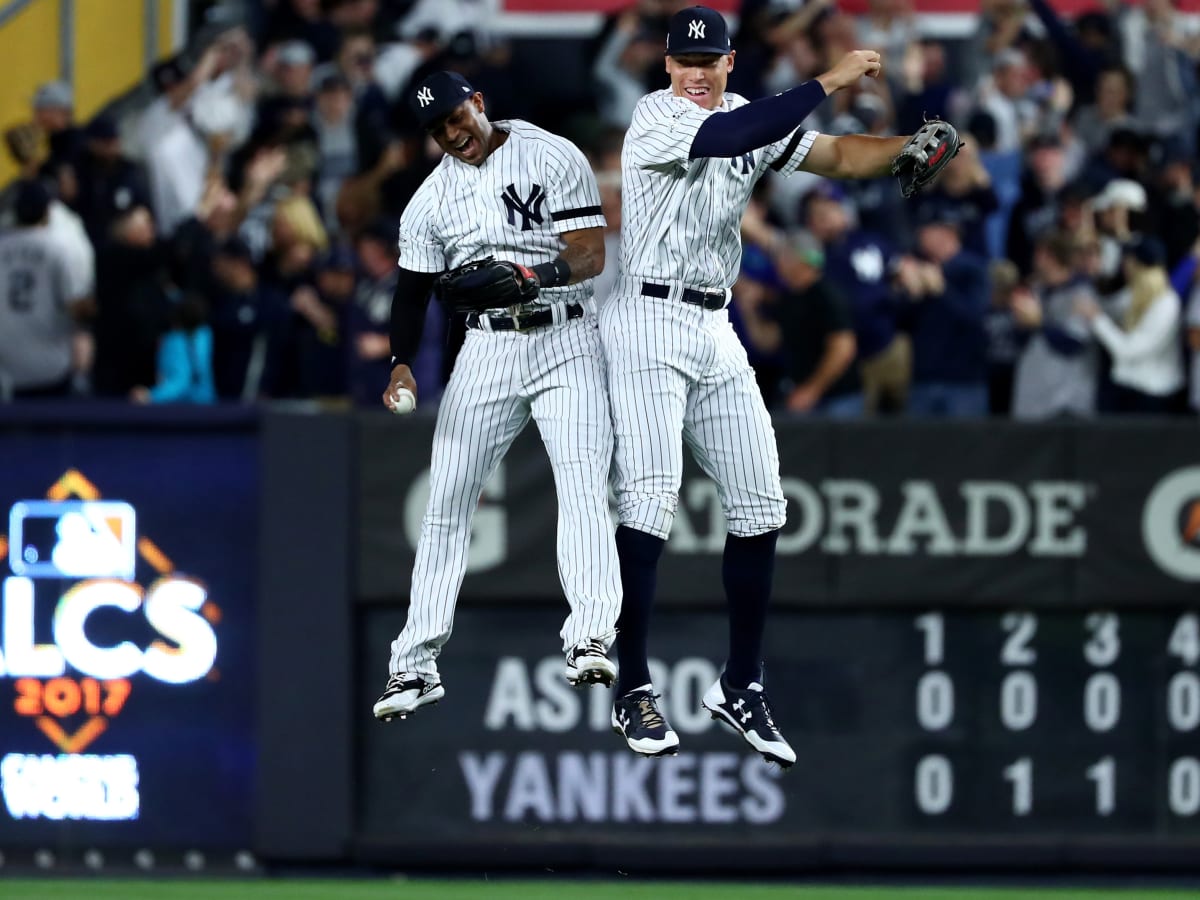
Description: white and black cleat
373,673,445,722
565,637,617,687
702,674,796,769
611,686,680,757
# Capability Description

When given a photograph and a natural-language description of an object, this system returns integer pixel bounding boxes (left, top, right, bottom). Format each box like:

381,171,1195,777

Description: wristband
532,258,571,288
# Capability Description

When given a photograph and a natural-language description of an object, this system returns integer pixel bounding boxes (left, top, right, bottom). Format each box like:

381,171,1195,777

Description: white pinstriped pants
599,287,787,541
388,313,621,679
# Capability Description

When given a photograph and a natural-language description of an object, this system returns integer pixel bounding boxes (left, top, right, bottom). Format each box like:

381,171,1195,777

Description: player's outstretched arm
798,133,910,180
689,50,881,161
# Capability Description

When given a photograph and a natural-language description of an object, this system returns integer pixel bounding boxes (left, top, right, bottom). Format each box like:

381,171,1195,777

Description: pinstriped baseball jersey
386,119,621,681
399,119,604,308
619,90,817,290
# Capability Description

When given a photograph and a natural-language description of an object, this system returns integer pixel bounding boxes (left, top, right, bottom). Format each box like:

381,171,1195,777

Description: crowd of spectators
0,0,1197,419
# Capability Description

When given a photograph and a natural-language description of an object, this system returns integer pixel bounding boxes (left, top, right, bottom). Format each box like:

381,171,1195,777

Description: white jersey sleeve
762,128,820,177
398,175,447,273
625,91,714,173
545,138,605,233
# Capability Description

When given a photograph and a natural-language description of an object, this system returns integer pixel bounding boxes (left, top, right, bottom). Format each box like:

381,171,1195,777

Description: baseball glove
434,256,539,312
891,120,962,200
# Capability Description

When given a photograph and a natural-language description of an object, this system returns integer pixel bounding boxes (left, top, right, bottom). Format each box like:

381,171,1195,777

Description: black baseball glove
891,120,962,199
434,256,539,313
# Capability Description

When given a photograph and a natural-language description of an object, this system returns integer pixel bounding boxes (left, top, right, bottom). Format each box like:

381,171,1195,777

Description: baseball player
373,71,621,722
603,6,958,764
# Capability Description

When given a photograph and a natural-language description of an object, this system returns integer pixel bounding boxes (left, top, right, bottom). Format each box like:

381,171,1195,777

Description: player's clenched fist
817,50,883,94
383,363,418,414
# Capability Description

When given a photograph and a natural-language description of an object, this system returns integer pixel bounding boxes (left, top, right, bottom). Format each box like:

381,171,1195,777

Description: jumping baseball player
603,6,959,764
373,71,621,722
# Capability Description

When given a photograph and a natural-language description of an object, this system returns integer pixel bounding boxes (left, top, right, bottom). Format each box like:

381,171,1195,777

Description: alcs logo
0,470,219,754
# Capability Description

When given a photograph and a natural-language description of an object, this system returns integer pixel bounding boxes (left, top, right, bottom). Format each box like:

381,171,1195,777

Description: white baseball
390,387,416,415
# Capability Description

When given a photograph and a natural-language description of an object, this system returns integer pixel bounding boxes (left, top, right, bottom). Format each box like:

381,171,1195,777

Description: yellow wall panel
74,0,144,120
157,0,175,59
0,0,63,186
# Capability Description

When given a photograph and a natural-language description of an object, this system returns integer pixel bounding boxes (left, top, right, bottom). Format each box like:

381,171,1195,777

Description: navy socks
722,529,780,688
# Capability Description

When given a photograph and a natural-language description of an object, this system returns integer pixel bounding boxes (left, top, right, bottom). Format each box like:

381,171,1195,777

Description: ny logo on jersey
501,183,546,231
729,151,755,175
688,19,705,39
416,86,434,107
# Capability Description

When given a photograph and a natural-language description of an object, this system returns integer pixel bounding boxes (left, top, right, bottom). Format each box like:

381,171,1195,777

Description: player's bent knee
616,495,676,541
725,498,787,538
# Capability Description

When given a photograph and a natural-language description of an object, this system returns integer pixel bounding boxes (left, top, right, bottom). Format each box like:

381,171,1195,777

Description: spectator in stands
805,183,908,415
1076,236,1184,415
130,294,216,405
964,0,1029,89
984,258,1022,415
915,140,999,259
1121,0,1200,154
1011,230,1100,420
208,236,287,401
729,244,788,404
138,49,222,234
0,181,91,400
30,81,83,206
895,38,959,137
1086,177,1149,294
1025,0,1119,108
313,73,359,233
858,0,916,70
898,204,990,417
1072,65,1139,158
346,219,402,406
92,206,170,397
976,47,1037,153
261,0,340,62
594,9,662,128
257,39,317,134
1157,147,1199,270
1007,131,1070,276
312,27,390,155
774,229,862,417
298,246,357,399
73,115,152,248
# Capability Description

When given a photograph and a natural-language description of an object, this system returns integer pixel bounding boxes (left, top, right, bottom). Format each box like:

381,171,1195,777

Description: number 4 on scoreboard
1168,614,1200,667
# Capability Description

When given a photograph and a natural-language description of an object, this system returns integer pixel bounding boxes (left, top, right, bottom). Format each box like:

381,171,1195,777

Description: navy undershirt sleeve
389,267,439,367
689,80,826,160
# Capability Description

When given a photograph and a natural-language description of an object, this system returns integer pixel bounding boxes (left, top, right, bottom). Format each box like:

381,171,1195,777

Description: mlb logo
8,500,138,581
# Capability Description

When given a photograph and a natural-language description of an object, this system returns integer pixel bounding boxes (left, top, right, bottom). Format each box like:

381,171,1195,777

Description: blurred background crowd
1,0,1198,419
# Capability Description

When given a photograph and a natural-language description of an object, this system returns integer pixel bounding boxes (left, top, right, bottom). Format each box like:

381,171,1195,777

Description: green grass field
2,882,1198,900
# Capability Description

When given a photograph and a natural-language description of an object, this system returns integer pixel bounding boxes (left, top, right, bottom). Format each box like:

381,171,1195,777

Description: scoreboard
889,609,1198,834
356,606,1200,867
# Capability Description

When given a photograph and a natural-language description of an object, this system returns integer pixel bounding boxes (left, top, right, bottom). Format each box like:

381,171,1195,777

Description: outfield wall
1,405,1198,872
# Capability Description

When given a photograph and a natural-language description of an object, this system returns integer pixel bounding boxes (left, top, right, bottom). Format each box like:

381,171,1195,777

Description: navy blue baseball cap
409,71,477,130
14,179,52,225
666,6,732,57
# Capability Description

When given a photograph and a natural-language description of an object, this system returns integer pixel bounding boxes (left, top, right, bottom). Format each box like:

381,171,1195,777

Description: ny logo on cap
417,86,434,107
688,19,705,39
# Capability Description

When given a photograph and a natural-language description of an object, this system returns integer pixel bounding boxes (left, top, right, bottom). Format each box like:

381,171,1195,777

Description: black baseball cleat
373,673,445,721
565,637,617,687
611,686,680,757
702,674,796,768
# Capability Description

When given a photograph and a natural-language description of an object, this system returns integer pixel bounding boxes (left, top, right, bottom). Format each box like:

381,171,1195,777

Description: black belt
640,281,727,310
466,302,584,332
